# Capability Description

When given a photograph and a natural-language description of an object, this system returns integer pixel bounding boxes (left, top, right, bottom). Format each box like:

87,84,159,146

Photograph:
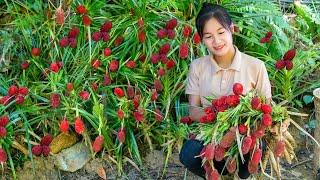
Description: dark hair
196,3,232,39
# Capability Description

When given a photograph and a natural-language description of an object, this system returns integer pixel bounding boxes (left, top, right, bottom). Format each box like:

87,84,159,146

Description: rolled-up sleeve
255,63,272,99
185,61,200,95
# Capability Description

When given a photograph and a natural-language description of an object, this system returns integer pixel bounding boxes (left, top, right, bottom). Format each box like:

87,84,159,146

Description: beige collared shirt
185,47,272,107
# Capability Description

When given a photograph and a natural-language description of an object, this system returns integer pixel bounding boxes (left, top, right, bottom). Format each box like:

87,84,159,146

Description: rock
50,133,77,154
53,142,91,172
17,156,59,180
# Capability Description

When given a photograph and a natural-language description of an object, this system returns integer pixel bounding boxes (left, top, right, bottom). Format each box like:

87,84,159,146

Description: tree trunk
313,88,320,177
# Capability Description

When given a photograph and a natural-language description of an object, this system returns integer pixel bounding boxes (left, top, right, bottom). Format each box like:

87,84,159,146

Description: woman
179,3,272,179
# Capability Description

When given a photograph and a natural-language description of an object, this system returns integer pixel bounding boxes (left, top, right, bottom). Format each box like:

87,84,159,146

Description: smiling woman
179,2,272,180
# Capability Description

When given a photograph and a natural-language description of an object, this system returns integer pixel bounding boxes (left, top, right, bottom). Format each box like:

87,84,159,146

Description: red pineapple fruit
117,109,124,119
166,18,178,29
262,114,273,127
92,135,104,152
126,60,136,69
167,29,175,39
157,29,167,39
157,68,165,77
151,89,158,101
154,79,163,92
104,48,112,57
50,62,60,73
265,31,273,38
238,124,247,135
40,134,53,146
31,48,41,56
117,128,126,143
205,144,215,160
241,136,252,154
251,148,262,165
15,95,25,105
179,43,189,59
18,86,29,96
274,140,286,157
8,85,18,96
226,157,237,174
137,18,144,28
114,36,124,46
0,115,9,127
214,145,225,161
91,59,101,69
180,116,191,125
66,83,73,91
103,74,111,86
0,127,7,137
283,49,296,61
220,127,236,148
0,95,11,106
82,15,91,26
159,43,170,54
92,32,102,41
59,37,69,47
101,21,113,32
60,118,69,133
101,32,110,42
183,25,192,38
0,149,7,163
193,32,201,45
75,117,85,134
275,60,286,70
248,160,258,174
138,31,146,43
232,83,243,95
76,5,87,14
261,104,272,114
32,145,42,156
79,91,90,100
109,60,119,72
21,61,30,70
114,88,124,98
133,110,144,122
68,27,80,38
166,59,175,70
154,108,163,122
150,54,160,64
42,146,50,157
207,169,220,180
285,61,293,70
251,96,261,110
126,85,135,99
50,93,60,108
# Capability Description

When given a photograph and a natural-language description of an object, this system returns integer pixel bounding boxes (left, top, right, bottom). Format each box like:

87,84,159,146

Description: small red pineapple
75,117,85,134
232,83,243,95
92,135,104,152
60,118,69,133
117,128,126,143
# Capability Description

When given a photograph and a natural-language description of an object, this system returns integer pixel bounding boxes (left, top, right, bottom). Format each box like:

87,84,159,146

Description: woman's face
202,17,234,57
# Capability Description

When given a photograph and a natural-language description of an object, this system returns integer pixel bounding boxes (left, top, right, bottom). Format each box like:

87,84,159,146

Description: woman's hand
188,95,206,122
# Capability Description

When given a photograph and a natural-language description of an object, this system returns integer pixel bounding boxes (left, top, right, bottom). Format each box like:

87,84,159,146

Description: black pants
179,139,251,179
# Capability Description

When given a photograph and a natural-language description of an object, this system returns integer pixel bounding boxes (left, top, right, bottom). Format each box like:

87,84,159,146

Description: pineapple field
0,0,320,179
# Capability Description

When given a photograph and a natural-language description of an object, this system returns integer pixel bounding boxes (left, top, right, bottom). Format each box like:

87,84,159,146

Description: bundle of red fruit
32,134,53,157
275,48,296,70
260,31,272,43
191,83,296,179
0,115,9,138
0,85,29,105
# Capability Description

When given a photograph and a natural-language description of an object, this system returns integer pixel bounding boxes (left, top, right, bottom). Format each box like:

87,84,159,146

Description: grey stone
53,142,91,172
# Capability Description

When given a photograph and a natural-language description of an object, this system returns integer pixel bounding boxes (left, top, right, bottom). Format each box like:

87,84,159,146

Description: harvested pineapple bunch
192,83,311,179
